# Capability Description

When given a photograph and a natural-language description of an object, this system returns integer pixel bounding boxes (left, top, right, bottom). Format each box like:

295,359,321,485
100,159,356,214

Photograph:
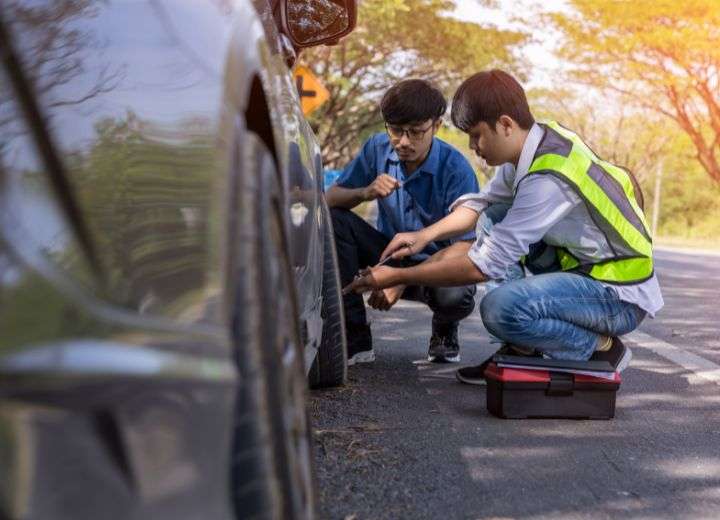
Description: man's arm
325,184,369,209
325,174,400,209
348,175,581,295
381,206,479,260
400,254,487,286
346,248,487,294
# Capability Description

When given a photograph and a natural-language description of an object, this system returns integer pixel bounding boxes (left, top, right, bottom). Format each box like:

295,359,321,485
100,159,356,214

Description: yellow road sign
294,65,329,116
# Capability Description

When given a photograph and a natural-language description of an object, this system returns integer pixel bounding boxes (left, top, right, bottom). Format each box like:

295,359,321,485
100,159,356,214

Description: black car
0,1,355,518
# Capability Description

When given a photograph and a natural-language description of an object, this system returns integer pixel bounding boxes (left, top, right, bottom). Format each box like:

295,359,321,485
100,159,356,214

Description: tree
301,0,527,168
548,0,720,184
530,87,676,185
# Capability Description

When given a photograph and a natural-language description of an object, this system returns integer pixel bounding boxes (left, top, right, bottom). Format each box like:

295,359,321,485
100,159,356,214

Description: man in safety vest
344,69,663,385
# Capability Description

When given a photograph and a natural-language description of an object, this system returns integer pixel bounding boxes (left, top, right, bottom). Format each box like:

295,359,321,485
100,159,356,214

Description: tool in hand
341,244,412,295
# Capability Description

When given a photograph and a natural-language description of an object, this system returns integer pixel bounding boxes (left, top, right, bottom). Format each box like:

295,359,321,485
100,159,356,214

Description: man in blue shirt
326,79,480,365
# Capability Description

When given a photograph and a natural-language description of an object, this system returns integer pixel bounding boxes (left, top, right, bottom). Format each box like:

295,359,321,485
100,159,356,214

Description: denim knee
480,284,528,339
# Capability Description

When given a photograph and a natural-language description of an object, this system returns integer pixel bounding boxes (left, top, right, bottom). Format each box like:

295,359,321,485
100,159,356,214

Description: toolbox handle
546,371,574,396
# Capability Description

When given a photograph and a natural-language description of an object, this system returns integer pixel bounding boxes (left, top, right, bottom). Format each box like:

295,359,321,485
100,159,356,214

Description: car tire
308,200,348,389
231,129,316,520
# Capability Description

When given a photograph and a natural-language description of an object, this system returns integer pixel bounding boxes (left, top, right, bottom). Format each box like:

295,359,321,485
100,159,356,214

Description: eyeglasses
385,122,435,142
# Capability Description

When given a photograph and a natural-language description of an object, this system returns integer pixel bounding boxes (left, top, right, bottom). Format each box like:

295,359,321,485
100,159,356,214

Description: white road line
655,245,720,257
627,330,720,385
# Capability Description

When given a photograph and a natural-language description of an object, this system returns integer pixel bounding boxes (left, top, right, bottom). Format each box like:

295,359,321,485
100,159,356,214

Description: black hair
380,79,447,125
451,70,534,132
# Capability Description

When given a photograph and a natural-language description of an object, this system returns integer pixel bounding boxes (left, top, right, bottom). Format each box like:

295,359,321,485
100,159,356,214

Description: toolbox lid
492,354,615,373
484,363,621,389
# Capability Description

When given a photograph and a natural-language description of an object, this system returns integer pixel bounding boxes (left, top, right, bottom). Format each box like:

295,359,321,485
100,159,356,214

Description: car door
0,2,250,518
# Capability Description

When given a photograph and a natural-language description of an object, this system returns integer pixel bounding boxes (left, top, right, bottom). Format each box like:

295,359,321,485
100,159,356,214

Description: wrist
387,267,406,286
418,228,435,244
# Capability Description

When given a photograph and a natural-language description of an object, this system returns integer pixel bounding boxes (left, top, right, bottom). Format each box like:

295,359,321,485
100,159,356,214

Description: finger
391,243,414,259
379,176,398,187
342,275,365,295
347,274,373,294
380,180,400,193
379,174,400,188
353,281,372,294
380,238,404,261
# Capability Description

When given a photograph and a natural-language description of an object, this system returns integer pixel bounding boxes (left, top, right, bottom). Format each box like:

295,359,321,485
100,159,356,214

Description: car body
0,0,352,518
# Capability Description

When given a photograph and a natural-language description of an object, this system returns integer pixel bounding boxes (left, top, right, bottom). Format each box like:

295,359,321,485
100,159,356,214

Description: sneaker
455,361,491,385
455,344,540,385
427,321,460,363
346,323,374,366
590,337,632,372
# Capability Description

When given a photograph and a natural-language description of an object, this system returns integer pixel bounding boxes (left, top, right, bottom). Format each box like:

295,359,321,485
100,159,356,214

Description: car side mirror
282,0,357,48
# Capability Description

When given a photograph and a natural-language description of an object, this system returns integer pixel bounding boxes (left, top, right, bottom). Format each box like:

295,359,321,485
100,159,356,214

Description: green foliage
531,86,719,240
652,157,720,240
303,0,527,168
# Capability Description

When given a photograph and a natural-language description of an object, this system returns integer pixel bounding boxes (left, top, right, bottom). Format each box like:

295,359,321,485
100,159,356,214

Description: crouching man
344,70,663,384
326,79,480,365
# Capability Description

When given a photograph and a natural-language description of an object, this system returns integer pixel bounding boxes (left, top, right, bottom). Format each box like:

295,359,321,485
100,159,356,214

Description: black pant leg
399,257,477,327
330,207,390,327
422,284,477,325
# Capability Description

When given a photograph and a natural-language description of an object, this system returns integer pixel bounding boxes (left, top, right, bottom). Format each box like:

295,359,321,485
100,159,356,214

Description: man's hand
362,174,400,201
342,266,398,295
367,285,405,311
380,230,430,262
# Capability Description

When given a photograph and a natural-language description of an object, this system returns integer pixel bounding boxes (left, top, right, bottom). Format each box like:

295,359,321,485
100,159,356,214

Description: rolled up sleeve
444,155,481,241
467,175,578,279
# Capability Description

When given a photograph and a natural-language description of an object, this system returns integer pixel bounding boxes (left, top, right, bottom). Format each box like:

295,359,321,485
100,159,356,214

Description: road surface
310,247,720,519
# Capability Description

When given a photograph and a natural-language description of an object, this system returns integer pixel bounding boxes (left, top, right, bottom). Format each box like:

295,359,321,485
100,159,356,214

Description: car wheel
231,130,316,520
308,199,348,389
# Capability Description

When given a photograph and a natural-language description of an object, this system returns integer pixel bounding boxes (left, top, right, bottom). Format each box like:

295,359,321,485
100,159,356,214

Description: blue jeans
479,204,646,360
481,272,646,360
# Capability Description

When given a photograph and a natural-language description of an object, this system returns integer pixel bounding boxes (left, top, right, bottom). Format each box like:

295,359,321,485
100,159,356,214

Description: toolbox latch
546,372,574,396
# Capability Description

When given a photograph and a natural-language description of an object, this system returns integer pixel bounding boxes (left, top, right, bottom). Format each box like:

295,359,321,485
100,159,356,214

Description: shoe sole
455,370,487,386
427,354,460,363
348,350,375,366
616,346,632,373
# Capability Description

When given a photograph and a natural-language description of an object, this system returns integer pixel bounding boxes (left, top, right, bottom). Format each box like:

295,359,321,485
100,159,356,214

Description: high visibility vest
525,121,653,284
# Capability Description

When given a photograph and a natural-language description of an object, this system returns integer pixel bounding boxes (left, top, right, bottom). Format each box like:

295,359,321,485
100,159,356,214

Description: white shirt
451,123,664,317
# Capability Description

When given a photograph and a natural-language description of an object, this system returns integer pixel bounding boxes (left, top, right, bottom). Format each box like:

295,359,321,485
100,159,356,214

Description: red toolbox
484,361,621,420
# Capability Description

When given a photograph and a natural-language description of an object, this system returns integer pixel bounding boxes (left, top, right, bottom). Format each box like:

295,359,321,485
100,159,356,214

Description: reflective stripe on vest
527,122,653,284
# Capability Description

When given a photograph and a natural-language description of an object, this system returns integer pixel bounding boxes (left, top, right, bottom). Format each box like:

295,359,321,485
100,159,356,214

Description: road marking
655,245,720,258
627,331,720,385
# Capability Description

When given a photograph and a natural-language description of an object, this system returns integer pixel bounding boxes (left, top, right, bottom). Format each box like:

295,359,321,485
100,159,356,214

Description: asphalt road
309,247,720,520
